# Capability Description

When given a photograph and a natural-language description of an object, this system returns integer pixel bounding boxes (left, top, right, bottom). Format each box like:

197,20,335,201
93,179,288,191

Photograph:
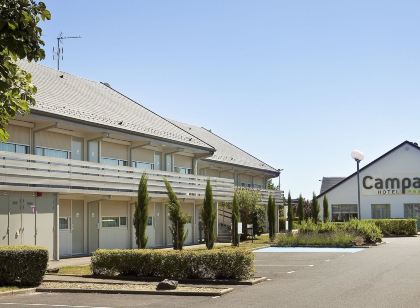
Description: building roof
320,177,346,194
20,61,214,151
317,141,420,198
171,120,280,175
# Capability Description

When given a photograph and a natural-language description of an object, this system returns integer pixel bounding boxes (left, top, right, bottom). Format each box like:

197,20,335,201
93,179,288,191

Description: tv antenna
53,32,81,70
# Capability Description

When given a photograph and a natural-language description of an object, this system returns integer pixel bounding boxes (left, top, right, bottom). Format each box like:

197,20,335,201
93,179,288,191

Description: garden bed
37,281,233,297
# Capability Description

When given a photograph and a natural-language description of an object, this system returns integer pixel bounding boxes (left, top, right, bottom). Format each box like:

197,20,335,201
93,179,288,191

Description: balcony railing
235,187,284,206
0,151,234,201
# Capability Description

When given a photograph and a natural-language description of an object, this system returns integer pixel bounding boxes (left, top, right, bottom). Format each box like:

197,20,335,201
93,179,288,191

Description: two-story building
0,61,282,259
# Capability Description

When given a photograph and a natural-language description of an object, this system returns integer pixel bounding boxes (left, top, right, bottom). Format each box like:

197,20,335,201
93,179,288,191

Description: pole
356,160,361,220
57,36,60,70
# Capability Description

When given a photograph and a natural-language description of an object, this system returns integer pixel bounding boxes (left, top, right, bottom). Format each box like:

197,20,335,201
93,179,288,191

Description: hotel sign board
362,175,420,195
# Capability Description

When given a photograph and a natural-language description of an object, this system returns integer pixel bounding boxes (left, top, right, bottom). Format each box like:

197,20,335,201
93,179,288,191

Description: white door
59,200,72,257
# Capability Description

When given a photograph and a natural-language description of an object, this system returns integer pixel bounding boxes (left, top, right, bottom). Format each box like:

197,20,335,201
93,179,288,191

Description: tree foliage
267,194,276,241
235,188,261,238
134,173,149,248
0,0,51,141
287,192,294,232
323,196,330,222
164,178,188,250
231,192,240,246
311,193,320,224
201,180,216,249
297,194,304,223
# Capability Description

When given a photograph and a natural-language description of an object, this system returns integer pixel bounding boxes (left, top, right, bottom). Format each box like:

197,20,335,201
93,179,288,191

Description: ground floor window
59,217,71,230
371,204,391,219
174,166,193,174
35,146,70,159
0,142,30,154
331,204,358,222
101,157,128,167
101,216,128,228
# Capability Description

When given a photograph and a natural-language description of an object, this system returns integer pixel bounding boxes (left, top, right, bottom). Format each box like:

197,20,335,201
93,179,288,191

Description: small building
318,141,420,227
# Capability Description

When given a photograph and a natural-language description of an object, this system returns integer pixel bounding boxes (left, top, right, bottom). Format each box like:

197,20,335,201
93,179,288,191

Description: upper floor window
0,142,29,154
132,160,154,170
101,157,128,167
174,166,193,175
35,146,70,159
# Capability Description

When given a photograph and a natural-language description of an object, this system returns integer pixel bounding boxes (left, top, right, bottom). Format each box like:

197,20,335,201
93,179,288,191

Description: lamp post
351,150,364,220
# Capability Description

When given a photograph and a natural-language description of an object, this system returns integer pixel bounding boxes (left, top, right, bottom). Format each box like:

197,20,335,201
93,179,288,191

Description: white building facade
318,141,420,227
0,62,282,260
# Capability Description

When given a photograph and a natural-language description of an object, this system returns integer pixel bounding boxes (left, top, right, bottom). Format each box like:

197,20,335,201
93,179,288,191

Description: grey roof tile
21,61,213,150
320,177,346,194
171,120,279,174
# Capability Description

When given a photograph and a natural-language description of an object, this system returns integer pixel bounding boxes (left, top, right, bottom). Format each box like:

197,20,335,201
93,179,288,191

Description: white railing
259,189,284,206
0,151,234,201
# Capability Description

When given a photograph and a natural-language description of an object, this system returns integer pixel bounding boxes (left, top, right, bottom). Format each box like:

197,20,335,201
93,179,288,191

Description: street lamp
351,149,364,220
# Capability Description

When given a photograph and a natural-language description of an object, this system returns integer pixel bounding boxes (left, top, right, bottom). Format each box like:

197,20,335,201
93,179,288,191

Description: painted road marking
255,264,315,267
255,247,364,253
0,304,112,308
287,271,295,274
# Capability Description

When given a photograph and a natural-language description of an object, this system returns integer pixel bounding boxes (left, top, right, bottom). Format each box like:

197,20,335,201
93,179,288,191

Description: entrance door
154,203,164,247
184,203,193,245
404,204,420,230
0,193,8,245
88,202,99,253
9,193,22,246
72,201,84,255
59,200,72,257
165,206,173,247
21,193,36,246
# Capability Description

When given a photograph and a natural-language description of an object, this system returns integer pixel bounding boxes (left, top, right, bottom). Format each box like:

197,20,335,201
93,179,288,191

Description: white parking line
287,271,295,274
255,264,315,267
0,304,112,308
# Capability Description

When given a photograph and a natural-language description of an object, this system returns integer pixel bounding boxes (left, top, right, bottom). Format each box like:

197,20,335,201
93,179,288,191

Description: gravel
40,281,221,293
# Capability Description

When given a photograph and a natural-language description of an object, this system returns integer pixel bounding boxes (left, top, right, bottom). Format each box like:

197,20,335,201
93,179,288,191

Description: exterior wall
220,171,234,180
131,148,154,163
8,125,30,145
35,130,71,151
99,200,130,249
0,191,57,259
101,142,128,160
319,144,420,220
174,154,193,169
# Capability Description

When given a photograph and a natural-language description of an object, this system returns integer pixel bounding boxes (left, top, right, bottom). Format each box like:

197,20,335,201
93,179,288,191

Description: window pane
120,216,127,226
101,157,119,166
133,161,154,170
331,204,358,222
88,140,99,162
0,143,29,154
154,153,161,170
35,147,43,155
71,138,83,160
102,217,119,227
147,216,153,226
166,154,172,172
59,217,70,230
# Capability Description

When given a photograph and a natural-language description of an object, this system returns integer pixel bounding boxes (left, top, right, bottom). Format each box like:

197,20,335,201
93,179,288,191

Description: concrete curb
46,274,267,286
36,287,234,297
0,288,36,297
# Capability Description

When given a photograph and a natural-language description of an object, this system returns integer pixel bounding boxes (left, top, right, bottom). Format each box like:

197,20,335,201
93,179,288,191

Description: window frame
59,217,71,230
371,204,391,219
331,204,358,222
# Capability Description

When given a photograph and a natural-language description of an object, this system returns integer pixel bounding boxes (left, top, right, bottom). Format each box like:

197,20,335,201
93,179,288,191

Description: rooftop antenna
53,32,81,70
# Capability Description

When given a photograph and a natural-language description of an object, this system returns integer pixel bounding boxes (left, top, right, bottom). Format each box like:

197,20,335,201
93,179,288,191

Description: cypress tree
201,180,216,249
311,193,320,224
164,178,188,250
297,194,304,223
267,194,275,241
287,192,293,232
134,173,149,248
323,196,330,222
231,192,240,246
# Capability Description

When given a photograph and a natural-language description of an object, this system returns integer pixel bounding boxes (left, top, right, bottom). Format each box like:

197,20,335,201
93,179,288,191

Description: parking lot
1,237,420,307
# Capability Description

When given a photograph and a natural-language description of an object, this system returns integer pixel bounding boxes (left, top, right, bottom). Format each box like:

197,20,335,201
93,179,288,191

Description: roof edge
317,141,420,199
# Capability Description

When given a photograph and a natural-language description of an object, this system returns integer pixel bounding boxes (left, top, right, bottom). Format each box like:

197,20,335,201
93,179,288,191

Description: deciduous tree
0,0,51,141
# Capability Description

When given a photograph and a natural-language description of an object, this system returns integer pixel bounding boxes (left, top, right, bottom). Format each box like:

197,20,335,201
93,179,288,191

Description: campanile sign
362,175,420,195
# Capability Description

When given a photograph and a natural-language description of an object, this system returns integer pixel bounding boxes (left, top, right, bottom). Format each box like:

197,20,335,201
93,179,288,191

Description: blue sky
39,1,420,198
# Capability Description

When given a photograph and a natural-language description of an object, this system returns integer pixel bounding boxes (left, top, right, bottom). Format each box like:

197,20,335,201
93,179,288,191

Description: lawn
58,265,92,276
0,286,20,293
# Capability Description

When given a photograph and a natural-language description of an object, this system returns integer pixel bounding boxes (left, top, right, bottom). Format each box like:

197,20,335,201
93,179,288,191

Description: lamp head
351,149,364,162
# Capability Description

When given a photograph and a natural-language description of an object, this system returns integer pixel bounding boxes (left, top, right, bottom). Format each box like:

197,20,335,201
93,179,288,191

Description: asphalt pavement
2,236,420,308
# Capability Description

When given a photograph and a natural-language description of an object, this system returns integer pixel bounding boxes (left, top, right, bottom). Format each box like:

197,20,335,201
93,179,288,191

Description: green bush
0,246,48,286
340,220,382,244
365,219,417,236
275,232,357,248
91,248,255,280
298,221,337,234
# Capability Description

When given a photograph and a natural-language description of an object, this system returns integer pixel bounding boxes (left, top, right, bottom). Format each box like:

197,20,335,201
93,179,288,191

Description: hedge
91,248,255,280
365,219,417,236
276,232,357,248
0,246,49,286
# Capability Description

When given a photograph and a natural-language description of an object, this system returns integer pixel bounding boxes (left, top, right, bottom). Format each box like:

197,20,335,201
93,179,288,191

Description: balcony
0,151,234,201
234,187,284,206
